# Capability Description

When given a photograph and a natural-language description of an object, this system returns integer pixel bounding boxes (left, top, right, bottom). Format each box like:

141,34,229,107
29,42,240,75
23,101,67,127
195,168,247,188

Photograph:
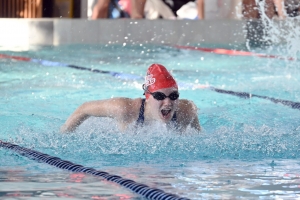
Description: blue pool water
1,42,300,199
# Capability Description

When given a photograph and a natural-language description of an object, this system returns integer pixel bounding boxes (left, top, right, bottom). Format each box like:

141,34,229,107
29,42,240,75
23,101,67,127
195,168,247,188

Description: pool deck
0,18,297,48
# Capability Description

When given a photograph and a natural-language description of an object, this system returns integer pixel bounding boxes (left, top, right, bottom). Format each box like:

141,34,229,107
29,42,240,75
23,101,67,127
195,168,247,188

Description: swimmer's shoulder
108,97,142,104
178,99,200,131
178,99,199,115
116,97,143,106
111,97,143,117
179,99,198,108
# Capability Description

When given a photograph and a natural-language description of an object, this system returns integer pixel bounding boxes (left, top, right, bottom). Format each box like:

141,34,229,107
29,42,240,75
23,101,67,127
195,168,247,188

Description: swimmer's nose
162,97,173,105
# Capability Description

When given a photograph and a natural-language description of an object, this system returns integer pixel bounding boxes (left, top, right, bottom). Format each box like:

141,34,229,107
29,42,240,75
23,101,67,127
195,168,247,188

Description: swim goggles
142,84,179,101
149,91,179,101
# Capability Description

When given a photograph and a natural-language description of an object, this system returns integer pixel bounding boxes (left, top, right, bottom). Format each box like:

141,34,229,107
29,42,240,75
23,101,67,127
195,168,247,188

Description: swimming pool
1,41,300,199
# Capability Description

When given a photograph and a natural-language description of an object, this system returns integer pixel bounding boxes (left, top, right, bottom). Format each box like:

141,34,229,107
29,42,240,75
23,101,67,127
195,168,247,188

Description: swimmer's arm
179,100,201,132
60,101,103,133
60,98,127,133
191,114,201,132
188,100,201,132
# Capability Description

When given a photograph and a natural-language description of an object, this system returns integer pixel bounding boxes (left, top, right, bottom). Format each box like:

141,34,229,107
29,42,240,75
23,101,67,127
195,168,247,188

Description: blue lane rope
0,140,189,200
1,53,299,110
0,53,142,81
211,87,300,110
179,83,300,110
30,58,142,80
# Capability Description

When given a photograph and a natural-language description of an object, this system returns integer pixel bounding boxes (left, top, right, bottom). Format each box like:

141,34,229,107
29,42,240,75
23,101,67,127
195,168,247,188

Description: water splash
3,115,299,170
246,0,300,61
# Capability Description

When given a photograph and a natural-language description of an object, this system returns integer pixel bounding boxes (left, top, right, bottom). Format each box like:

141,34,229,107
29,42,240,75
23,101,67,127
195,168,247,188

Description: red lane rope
174,45,296,61
0,54,31,61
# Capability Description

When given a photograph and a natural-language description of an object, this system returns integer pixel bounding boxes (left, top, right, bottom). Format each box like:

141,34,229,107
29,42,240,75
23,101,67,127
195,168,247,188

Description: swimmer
60,64,201,133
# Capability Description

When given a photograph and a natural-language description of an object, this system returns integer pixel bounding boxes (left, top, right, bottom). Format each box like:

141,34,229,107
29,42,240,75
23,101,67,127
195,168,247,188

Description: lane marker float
0,53,142,80
0,140,189,200
180,83,300,110
210,86,300,110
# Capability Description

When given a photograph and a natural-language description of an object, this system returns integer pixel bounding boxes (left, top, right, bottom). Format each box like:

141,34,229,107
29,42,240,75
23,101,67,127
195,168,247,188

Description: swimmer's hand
60,124,75,133
60,124,68,133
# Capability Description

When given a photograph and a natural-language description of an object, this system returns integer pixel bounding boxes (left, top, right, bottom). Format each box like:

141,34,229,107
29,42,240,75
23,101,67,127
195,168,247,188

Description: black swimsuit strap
136,98,146,125
171,111,177,122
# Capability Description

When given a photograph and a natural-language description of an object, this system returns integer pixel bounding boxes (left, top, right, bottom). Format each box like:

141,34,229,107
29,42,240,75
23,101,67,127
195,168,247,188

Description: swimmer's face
147,87,179,123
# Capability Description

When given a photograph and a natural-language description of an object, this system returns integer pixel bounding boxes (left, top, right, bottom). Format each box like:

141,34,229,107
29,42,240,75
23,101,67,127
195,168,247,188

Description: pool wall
0,19,298,48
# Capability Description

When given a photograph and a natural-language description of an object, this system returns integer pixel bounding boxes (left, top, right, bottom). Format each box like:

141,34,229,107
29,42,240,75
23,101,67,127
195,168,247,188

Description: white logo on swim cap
145,74,155,87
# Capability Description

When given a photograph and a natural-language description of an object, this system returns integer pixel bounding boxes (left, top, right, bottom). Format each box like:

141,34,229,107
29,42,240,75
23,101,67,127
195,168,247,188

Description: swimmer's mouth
161,109,171,117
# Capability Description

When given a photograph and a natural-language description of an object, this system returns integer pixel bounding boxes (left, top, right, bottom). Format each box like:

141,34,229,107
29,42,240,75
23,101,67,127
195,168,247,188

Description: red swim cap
144,64,178,99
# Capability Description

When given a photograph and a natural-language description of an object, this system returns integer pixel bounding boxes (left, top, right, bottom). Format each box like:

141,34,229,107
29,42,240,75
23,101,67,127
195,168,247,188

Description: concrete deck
0,18,297,48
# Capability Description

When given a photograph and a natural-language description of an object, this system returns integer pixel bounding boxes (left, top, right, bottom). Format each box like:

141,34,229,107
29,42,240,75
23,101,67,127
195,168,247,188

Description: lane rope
180,83,300,110
173,45,297,61
1,53,299,110
0,140,189,200
0,53,142,81
210,86,300,110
